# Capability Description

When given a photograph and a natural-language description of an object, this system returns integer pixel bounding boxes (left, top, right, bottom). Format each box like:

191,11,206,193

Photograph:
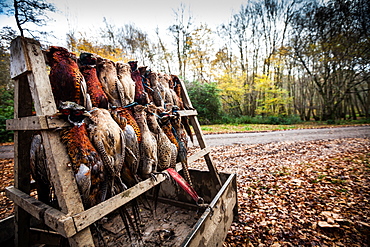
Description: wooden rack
5,37,224,246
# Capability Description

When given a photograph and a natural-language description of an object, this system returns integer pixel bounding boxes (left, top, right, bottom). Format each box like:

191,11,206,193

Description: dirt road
192,125,370,147
1,126,369,159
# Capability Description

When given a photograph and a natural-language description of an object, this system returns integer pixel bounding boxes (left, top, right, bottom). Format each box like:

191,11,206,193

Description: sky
1,0,248,46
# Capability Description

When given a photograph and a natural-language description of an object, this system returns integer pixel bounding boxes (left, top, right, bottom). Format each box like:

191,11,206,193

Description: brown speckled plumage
146,104,177,170
110,106,141,143
134,105,157,179
116,62,136,106
96,57,124,107
87,108,127,189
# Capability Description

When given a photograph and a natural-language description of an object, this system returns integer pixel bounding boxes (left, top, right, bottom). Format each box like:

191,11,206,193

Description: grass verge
200,120,370,134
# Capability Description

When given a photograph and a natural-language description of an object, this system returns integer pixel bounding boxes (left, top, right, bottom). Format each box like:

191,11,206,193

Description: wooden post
179,79,222,189
10,37,95,246
13,75,33,247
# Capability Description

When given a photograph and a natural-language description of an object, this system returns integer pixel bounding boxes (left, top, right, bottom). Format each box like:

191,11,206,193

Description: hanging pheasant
110,105,141,144
145,104,176,209
58,101,106,208
46,46,92,110
124,124,140,178
171,75,194,143
30,134,55,206
157,73,175,105
171,75,185,109
116,62,136,106
171,106,193,188
109,107,140,179
87,108,128,191
78,53,109,109
87,107,141,238
157,106,179,150
129,61,150,105
96,57,125,107
148,71,165,107
140,66,155,103
133,104,158,179
167,73,182,107
146,104,177,170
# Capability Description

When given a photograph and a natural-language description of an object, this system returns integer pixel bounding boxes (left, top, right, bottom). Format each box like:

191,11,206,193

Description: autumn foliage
189,138,370,246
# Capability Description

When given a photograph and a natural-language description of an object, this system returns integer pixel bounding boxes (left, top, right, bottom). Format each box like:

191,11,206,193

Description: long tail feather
182,117,193,143
118,207,133,240
153,184,161,211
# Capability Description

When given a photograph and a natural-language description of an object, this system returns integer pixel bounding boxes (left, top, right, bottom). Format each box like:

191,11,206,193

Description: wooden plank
6,115,70,130
10,37,32,79
181,174,237,247
7,116,48,130
40,131,85,214
5,186,76,238
13,73,34,247
177,78,222,188
189,115,222,188
21,37,56,116
44,207,77,238
177,109,198,117
178,78,194,110
11,36,94,246
188,147,211,164
72,173,167,232
6,186,52,221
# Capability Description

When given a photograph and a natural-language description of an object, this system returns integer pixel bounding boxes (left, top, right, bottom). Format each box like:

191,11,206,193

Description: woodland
0,0,369,143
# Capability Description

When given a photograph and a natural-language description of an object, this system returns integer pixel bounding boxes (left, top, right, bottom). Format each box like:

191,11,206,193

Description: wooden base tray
3,170,237,247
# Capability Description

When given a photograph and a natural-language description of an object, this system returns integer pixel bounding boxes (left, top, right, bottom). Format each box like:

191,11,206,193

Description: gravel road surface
1,126,369,159
193,125,370,147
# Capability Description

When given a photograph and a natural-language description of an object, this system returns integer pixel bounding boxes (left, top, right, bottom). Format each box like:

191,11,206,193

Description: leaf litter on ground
1,137,369,246
188,137,370,246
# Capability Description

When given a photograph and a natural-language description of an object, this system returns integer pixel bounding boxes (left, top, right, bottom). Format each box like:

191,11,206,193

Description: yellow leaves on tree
187,24,214,82
254,75,292,116
216,72,292,116
67,35,127,62
216,71,249,114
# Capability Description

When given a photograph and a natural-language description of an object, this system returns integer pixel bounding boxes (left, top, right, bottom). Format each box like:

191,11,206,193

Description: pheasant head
46,46,77,66
58,101,91,126
79,52,97,66
128,60,138,71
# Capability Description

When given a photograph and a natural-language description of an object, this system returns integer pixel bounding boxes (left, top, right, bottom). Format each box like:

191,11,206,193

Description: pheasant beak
83,112,91,117
55,109,71,117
